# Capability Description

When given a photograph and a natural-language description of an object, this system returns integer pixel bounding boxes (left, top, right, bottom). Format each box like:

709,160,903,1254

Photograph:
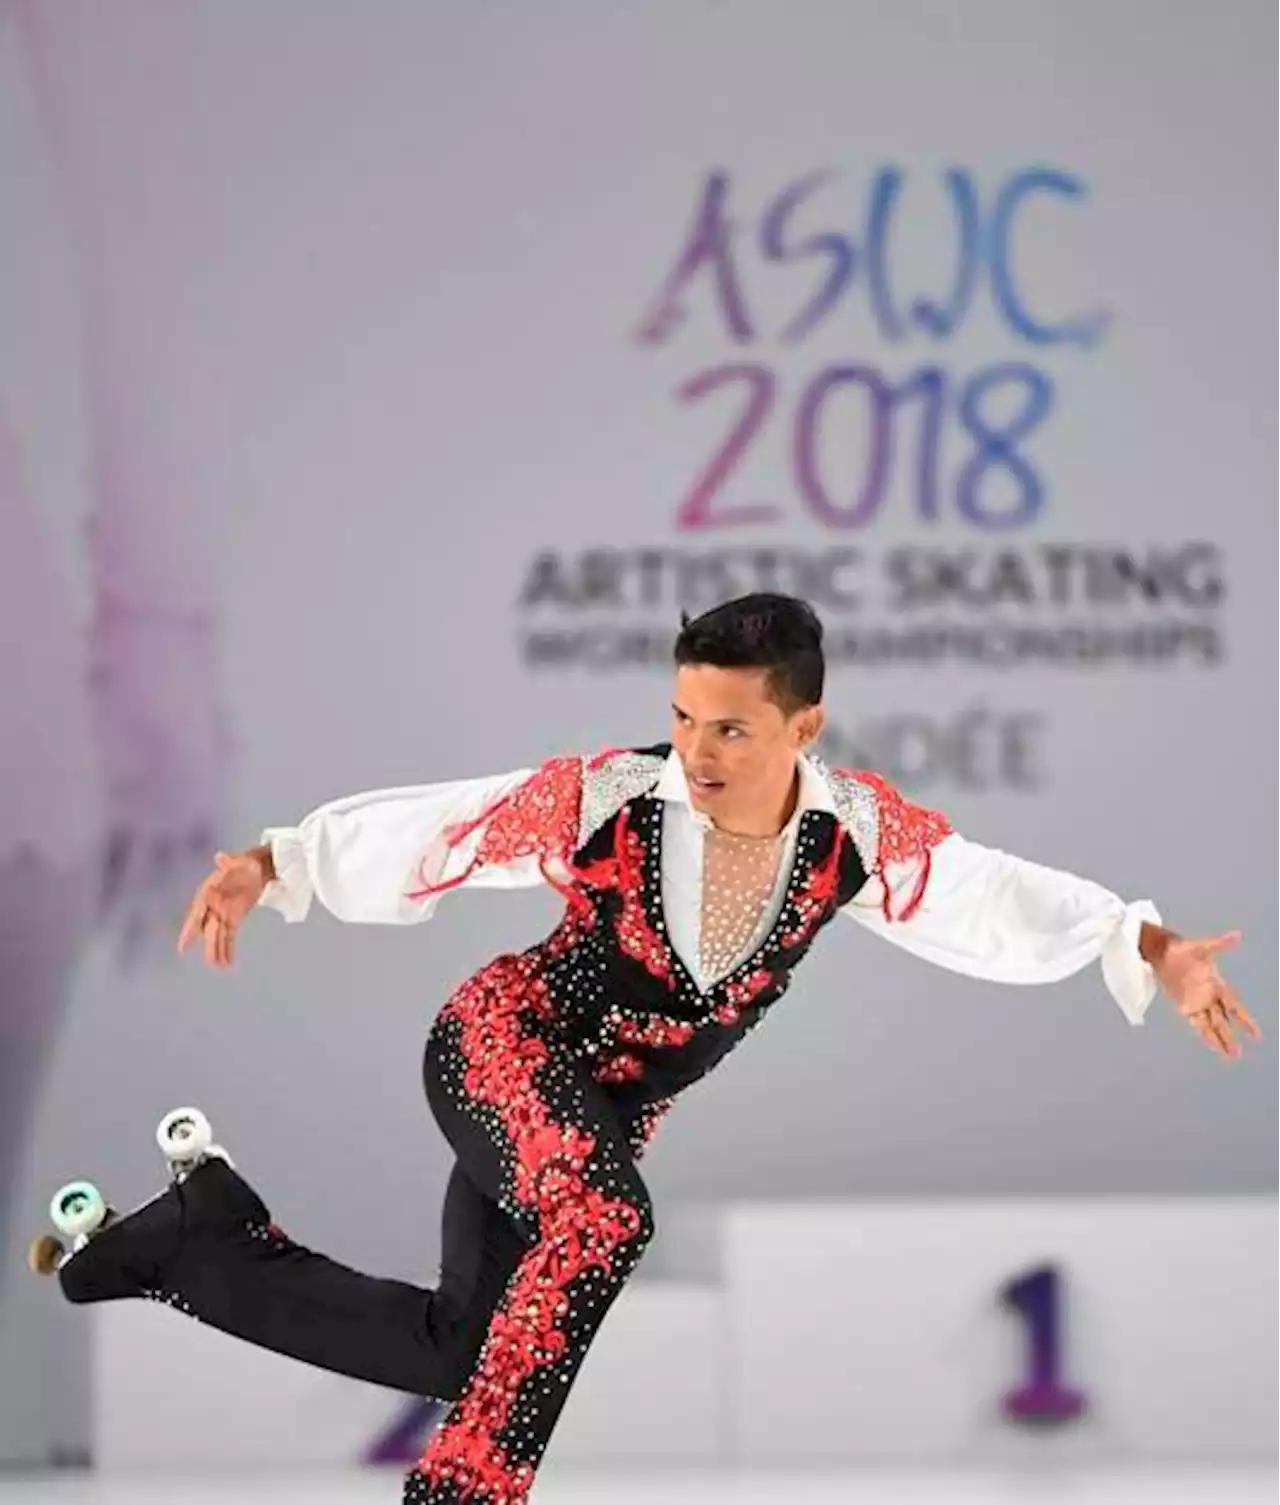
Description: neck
714,761,801,838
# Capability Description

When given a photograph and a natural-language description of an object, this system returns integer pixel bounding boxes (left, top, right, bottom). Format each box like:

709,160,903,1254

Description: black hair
673,593,824,713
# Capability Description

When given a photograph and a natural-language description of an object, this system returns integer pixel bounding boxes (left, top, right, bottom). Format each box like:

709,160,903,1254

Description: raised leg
51,1139,525,1403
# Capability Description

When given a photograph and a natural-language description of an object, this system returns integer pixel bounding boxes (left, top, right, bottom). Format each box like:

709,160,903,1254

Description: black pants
68,956,663,1504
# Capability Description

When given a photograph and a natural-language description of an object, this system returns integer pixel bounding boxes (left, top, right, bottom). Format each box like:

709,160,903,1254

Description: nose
686,733,719,774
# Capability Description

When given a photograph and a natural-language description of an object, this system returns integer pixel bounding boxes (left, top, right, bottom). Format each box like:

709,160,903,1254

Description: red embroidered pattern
616,1016,695,1050
593,1052,645,1085
714,966,773,1026
420,955,647,1504
846,769,952,921
611,809,676,989
544,904,596,959
779,827,846,947
406,755,585,907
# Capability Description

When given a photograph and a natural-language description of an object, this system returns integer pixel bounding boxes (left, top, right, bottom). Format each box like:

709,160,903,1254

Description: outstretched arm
842,832,1259,1059
178,753,597,968
258,766,544,925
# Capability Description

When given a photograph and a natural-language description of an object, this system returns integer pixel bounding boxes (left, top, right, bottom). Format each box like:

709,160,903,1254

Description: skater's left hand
1149,930,1261,1059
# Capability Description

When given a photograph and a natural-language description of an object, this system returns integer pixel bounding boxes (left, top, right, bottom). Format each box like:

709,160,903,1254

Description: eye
720,726,745,740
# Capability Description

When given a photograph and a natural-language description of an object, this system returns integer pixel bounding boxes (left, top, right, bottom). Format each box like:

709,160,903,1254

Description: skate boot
28,1106,276,1305
29,1105,473,1400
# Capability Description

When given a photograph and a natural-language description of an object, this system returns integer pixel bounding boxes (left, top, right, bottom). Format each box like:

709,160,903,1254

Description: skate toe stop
28,1235,65,1277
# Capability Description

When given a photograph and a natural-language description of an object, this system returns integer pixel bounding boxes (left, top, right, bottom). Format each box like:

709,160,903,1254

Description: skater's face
671,664,824,830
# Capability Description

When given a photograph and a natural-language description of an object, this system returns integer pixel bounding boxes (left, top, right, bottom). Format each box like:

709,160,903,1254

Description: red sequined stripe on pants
409,959,654,1505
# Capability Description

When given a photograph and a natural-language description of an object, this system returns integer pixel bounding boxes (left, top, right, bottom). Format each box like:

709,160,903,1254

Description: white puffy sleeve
842,832,1163,1025
257,766,545,926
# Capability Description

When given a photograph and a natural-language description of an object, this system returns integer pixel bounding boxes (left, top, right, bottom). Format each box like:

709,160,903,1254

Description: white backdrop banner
0,0,1274,1467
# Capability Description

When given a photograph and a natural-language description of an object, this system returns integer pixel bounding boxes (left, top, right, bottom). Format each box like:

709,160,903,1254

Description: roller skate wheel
50,1181,107,1240
157,1107,213,1162
28,1234,66,1277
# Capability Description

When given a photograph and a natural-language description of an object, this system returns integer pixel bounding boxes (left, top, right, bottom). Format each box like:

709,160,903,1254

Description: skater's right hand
177,849,271,969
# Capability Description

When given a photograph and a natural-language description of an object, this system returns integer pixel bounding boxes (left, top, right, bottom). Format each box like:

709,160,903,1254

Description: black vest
525,744,871,1106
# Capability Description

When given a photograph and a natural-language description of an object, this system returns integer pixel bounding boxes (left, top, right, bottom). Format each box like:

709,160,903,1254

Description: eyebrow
671,704,751,728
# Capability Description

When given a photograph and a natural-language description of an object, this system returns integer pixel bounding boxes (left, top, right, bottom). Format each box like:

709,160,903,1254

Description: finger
1196,1023,1228,1059
224,920,237,969
178,869,221,943
1204,1016,1240,1060
215,851,234,869
203,913,221,969
1202,930,1242,955
217,918,235,970
177,899,208,953
1186,1006,1221,1047
1222,987,1263,1041
177,907,197,953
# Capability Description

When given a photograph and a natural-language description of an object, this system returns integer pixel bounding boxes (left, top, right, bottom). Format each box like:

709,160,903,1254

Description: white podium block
89,1199,1277,1470
724,1199,1277,1465
550,1282,727,1462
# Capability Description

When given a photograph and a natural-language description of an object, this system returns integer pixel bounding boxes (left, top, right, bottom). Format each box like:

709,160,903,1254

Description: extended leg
57,1150,524,1402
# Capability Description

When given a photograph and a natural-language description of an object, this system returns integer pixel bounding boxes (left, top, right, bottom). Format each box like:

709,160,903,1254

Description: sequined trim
408,749,666,922
593,1052,645,1085
141,1286,196,1316
807,753,880,871
577,750,666,849
612,807,677,988
850,769,952,866
627,1098,673,1159
616,1016,695,1050
420,956,648,1504
713,966,774,1027
779,824,846,948
812,758,952,920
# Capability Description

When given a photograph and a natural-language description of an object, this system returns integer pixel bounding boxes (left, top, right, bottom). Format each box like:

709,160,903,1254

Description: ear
793,703,825,749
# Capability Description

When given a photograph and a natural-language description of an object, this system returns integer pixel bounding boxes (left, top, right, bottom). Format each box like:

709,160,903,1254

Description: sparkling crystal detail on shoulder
577,750,667,849
808,755,954,920
806,752,880,871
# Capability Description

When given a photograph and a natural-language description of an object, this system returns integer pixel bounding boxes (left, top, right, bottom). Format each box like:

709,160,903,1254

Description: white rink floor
0,1468,1275,1505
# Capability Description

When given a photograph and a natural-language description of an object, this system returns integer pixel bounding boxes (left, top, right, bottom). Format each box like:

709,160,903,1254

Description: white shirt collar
652,748,836,833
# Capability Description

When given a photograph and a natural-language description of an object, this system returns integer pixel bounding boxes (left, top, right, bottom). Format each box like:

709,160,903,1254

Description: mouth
687,773,725,795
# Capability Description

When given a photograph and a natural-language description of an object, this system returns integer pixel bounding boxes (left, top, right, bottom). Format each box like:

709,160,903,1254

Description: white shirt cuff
256,827,314,924
1101,899,1163,1025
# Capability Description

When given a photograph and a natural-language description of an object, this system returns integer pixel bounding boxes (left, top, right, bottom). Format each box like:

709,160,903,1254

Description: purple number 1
363,1397,450,1465
1000,1264,1087,1424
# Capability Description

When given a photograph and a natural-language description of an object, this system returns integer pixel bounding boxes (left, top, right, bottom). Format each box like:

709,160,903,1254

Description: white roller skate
29,1105,227,1279
28,1181,114,1275
155,1106,233,1181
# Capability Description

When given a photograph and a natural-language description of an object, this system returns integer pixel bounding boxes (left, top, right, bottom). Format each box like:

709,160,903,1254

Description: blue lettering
988,169,1109,347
